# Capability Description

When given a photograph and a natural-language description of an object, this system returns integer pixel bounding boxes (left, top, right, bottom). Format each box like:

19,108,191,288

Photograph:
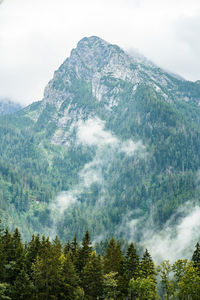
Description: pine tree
69,233,80,272
82,252,103,299
32,236,62,300
103,237,123,274
192,242,200,271
11,228,25,283
104,237,128,298
60,254,80,300
125,243,140,281
140,249,156,282
1,228,25,284
77,230,92,275
11,269,34,300
25,234,41,277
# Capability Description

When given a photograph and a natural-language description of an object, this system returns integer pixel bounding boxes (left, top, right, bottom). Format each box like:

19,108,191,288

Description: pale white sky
1,0,200,105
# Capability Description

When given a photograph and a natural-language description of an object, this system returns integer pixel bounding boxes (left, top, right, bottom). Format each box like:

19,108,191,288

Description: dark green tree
103,237,123,274
192,242,200,271
82,252,103,299
60,253,80,300
125,242,140,281
32,236,62,300
25,234,41,275
104,237,128,298
77,230,92,275
140,249,156,282
11,269,35,300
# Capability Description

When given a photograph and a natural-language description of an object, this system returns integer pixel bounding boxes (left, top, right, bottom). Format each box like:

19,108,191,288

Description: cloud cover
1,0,200,104
118,201,200,263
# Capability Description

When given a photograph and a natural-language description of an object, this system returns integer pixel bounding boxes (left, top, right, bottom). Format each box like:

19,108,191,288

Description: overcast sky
1,0,200,105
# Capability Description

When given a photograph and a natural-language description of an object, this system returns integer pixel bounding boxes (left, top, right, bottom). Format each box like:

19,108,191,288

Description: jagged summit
36,36,200,138
76,36,109,49
43,37,178,115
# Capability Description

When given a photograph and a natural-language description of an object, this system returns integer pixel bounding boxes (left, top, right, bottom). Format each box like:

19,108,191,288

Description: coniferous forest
0,224,199,299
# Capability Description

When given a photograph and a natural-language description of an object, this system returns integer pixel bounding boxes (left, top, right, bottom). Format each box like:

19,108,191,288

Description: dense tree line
0,225,199,299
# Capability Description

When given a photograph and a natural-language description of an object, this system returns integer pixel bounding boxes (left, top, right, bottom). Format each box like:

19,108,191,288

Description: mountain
1,36,200,244
0,98,22,115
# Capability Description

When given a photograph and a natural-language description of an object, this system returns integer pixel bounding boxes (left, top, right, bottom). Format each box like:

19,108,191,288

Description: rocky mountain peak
38,36,200,142
43,36,132,104
67,35,128,75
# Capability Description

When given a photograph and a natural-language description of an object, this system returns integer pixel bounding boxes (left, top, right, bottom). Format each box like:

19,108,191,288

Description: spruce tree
82,252,104,299
11,269,34,300
32,236,62,300
77,230,92,275
140,249,156,282
25,234,41,276
103,237,123,274
125,243,140,281
60,254,80,300
104,237,128,298
192,242,200,271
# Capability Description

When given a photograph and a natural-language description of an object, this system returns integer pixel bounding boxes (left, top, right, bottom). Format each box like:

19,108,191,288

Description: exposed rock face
28,36,199,147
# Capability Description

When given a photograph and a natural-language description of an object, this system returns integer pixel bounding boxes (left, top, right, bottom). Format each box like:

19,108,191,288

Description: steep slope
1,36,200,242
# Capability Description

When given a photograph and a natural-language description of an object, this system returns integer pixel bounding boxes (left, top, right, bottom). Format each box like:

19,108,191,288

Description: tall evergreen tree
32,236,62,300
140,249,156,282
25,234,41,276
104,237,128,298
77,230,92,275
11,269,35,300
60,254,80,300
125,243,140,281
103,237,123,274
192,242,200,271
82,252,104,299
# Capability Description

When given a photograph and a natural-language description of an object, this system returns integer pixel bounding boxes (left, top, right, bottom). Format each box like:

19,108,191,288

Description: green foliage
140,249,156,282
129,277,158,300
103,272,118,299
125,243,140,280
177,262,200,300
0,225,199,300
157,260,175,300
82,252,104,299
192,242,200,270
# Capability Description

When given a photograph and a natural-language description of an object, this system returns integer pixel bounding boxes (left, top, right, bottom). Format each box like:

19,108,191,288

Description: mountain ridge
0,36,200,248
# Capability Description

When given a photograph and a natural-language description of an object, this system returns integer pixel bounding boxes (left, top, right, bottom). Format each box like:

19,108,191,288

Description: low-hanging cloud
77,117,144,156
77,117,118,147
119,202,200,263
50,117,145,236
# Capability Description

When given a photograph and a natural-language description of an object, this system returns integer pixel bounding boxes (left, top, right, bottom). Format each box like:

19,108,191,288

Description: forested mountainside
1,36,200,243
0,226,200,299
0,99,22,115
